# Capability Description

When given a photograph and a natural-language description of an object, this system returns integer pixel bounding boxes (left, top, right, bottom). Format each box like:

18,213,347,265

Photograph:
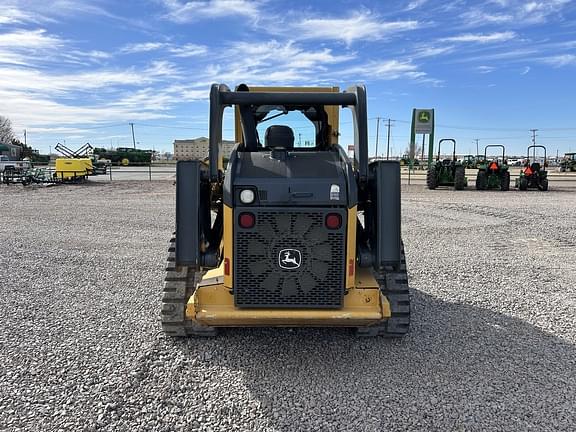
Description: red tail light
325,213,341,229
239,212,255,228
224,258,230,276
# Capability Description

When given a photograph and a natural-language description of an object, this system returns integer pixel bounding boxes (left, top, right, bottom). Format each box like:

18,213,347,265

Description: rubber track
160,236,217,337
356,243,411,337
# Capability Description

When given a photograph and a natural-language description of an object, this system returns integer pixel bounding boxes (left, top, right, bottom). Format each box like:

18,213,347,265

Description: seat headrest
265,125,294,150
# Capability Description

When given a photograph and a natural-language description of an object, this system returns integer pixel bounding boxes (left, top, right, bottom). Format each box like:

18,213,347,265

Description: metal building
173,137,236,161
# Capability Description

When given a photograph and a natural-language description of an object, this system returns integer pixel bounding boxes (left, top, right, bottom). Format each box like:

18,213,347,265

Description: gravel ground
1,180,575,432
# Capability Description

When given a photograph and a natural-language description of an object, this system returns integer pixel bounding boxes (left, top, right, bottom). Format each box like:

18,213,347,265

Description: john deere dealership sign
413,109,434,134
410,108,435,166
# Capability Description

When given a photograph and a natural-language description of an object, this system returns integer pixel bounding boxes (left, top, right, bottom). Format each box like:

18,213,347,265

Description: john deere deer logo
278,249,302,269
418,111,430,123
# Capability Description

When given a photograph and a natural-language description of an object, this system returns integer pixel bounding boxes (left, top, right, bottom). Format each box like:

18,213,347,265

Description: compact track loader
426,138,467,190
161,84,410,337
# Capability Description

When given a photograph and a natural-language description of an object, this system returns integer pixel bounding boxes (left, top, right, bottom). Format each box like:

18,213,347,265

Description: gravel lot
1,180,575,431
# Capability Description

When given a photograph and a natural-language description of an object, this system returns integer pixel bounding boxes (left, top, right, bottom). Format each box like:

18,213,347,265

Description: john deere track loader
161,84,410,337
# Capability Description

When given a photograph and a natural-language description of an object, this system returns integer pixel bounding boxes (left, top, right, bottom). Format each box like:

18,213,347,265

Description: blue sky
0,0,575,157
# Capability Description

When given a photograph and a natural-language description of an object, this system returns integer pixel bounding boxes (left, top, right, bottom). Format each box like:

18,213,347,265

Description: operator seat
265,125,294,150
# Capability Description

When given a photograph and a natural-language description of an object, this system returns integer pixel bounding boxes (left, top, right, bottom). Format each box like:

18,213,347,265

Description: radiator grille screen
234,208,346,308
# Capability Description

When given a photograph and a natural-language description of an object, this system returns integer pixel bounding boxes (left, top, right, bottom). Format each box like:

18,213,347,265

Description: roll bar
437,139,456,161
484,144,505,161
526,145,547,164
208,83,369,184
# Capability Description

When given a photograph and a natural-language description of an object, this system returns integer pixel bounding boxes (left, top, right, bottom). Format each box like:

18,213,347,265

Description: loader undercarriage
161,236,410,337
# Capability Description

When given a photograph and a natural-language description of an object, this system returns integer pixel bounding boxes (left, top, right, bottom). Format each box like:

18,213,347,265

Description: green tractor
475,145,510,191
462,154,476,169
426,138,467,190
516,145,548,191
559,153,576,172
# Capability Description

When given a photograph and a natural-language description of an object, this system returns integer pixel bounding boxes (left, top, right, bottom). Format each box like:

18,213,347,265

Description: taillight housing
239,212,256,229
325,213,341,230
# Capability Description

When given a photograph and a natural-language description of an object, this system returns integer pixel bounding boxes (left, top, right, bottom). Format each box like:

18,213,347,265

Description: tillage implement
161,84,410,337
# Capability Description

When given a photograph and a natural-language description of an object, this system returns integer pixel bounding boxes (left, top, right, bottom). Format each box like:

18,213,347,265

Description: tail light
224,258,230,276
239,212,255,228
325,213,341,230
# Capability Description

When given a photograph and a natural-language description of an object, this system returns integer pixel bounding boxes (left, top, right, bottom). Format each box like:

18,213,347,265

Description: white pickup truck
0,155,31,173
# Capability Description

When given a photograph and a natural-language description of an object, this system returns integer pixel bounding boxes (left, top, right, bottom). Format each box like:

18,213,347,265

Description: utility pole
374,117,381,158
530,129,538,145
130,122,136,149
530,129,538,160
386,118,393,160
298,133,302,146
473,139,479,156
23,129,27,146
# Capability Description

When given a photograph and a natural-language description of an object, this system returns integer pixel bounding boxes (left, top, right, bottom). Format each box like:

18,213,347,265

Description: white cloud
0,28,63,49
411,45,455,58
288,13,418,44
0,88,172,128
200,40,355,84
541,54,576,67
441,31,516,43
477,65,496,73
168,43,208,57
0,7,41,24
119,41,207,57
334,59,427,81
120,42,167,54
460,9,513,25
475,0,570,25
0,28,69,66
406,0,428,11
0,61,179,95
520,0,570,23
160,0,263,23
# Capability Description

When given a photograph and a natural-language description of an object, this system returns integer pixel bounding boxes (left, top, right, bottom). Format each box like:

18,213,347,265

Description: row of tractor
427,141,549,192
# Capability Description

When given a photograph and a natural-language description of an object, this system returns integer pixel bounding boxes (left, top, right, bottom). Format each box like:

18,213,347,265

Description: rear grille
234,208,346,308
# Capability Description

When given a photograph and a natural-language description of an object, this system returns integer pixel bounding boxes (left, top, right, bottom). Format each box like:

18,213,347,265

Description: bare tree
0,115,16,144
403,143,422,159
